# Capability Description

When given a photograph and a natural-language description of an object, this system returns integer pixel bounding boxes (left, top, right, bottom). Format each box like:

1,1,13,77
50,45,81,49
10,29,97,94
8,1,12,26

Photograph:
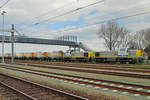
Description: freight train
1,48,147,64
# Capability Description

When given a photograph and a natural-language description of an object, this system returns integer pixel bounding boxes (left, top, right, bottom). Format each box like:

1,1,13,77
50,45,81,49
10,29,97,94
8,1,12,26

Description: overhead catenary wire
14,29,23,36
0,0,5,3
88,1,150,23
32,9,150,37
33,1,75,20
19,1,150,36
16,0,104,32
16,0,105,34
15,2,76,33
17,1,150,38
34,9,81,25
15,1,77,31
34,0,105,25
0,0,10,8
35,0,149,26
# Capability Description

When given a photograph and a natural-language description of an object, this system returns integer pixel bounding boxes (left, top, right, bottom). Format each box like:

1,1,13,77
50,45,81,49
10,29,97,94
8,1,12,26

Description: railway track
24,62,150,73
16,60,150,70
18,63,150,79
1,65,150,99
0,82,34,100
0,73,88,100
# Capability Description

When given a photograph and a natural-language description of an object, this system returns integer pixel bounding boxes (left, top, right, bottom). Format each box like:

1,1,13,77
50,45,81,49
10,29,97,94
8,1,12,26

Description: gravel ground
0,66,143,100
0,94,7,100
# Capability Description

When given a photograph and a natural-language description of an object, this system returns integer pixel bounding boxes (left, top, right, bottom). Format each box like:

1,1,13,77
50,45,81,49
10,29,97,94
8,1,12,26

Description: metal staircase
78,42,92,51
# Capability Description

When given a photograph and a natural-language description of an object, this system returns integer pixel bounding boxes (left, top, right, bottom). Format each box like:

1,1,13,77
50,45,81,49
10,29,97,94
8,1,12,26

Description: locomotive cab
118,48,128,57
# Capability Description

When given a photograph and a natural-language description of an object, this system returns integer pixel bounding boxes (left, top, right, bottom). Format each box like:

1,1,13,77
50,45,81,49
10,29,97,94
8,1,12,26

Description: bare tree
144,28,150,45
131,29,150,49
143,29,150,59
117,27,130,48
128,33,139,49
135,30,147,49
98,21,130,51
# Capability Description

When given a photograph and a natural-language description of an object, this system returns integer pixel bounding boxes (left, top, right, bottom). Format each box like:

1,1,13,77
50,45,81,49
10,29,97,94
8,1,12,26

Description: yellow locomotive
69,48,146,63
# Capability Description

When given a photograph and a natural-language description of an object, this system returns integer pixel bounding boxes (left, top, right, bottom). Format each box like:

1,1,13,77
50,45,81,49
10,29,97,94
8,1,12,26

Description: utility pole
11,24,14,63
1,11,6,63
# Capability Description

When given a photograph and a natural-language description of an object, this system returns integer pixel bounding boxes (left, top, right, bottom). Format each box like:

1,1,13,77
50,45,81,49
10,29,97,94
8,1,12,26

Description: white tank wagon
50,51,64,61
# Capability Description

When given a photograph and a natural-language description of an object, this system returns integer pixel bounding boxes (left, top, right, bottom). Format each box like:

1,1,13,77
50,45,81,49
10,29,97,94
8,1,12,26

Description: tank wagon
2,49,147,64
13,51,64,61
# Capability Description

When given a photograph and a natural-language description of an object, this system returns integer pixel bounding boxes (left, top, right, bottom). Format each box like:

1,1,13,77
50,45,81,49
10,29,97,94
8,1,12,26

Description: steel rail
0,72,88,100
19,62,150,73
0,81,37,100
19,63,150,79
1,65,150,89
1,65,150,97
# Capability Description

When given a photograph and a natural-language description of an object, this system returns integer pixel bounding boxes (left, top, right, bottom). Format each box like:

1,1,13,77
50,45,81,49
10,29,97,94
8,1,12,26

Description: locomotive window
84,53,88,57
120,48,125,51
95,52,100,57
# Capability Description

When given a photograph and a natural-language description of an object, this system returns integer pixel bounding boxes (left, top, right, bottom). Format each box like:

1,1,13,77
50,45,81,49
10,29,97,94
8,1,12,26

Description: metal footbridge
0,35,91,51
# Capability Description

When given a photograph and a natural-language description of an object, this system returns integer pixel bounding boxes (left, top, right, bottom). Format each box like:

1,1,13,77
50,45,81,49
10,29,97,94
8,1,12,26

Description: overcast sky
0,0,150,53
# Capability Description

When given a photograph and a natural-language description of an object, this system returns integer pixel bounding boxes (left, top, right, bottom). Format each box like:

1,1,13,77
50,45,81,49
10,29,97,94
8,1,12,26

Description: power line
114,10,150,20
33,1,75,20
0,0,10,8
17,0,105,33
90,1,150,22
19,1,150,37
17,0,104,32
78,0,104,9
14,29,23,36
34,0,105,25
19,0,149,34
15,1,76,30
34,9,80,25
32,9,150,37
0,0,5,3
